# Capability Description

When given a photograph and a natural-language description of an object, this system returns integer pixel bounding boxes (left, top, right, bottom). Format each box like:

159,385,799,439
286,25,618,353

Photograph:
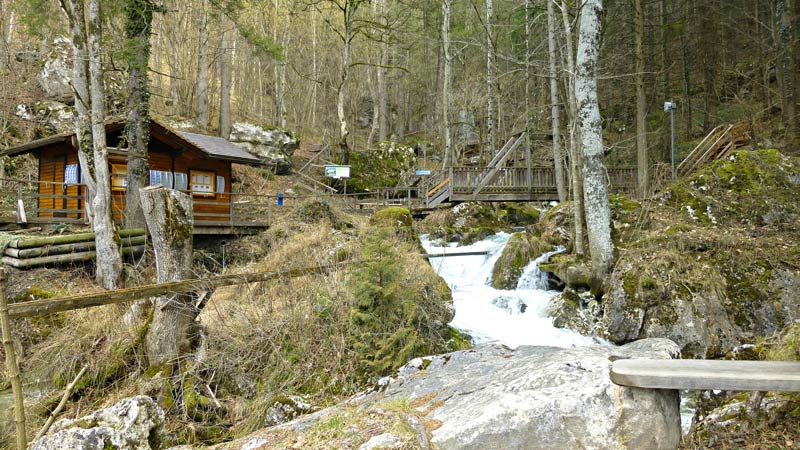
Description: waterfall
516,246,566,290
422,233,597,349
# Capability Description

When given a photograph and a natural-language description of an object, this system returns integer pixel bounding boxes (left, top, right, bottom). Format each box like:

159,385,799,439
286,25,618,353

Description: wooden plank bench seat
611,359,800,392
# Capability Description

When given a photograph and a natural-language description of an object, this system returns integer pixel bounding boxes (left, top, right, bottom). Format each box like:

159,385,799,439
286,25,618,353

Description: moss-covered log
4,235,146,259
7,228,145,249
0,245,145,269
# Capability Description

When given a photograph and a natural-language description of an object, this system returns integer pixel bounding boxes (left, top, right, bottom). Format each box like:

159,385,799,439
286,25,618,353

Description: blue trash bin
277,192,284,206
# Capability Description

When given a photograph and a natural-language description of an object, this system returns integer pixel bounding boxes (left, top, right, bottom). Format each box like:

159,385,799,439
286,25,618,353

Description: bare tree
634,0,648,195
485,0,496,157
195,0,210,127
219,17,233,138
60,0,123,289
561,0,585,256
547,0,566,202
441,0,452,168
124,0,158,230
576,0,614,280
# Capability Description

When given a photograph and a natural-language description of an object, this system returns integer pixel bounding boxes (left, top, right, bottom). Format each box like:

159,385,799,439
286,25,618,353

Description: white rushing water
422,231,694,433
422,232,598,349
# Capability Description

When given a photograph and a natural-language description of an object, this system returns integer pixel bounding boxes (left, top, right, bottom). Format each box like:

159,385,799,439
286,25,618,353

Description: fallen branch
34,366,88,441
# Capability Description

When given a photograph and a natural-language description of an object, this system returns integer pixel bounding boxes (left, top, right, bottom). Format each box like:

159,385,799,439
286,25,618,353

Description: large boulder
37,37,74,103
31,396,164,450
214,339,682,450
228,122,299,175
381,340,682,450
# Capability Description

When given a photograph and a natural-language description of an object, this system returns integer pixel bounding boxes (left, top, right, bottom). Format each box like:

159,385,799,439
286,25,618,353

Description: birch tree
60,0,123,289
561,0,585,256
575,0,613,280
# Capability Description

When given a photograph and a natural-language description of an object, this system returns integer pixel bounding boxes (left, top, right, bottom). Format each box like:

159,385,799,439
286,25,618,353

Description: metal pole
0,268,27,450
670,103,676,181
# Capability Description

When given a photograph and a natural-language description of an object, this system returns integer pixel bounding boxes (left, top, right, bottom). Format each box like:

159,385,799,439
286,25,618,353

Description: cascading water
423,231,695,433
421,232,599,349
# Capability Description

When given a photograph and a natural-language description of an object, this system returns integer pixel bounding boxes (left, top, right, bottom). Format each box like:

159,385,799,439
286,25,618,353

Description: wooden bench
611,359,800,392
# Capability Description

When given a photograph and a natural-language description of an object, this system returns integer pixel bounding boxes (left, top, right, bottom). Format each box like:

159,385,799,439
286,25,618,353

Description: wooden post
0,268,27,450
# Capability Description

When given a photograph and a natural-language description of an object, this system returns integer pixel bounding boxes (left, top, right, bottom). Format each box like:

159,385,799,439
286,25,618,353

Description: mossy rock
538,253,594,292
491,232,551,289
369,207,418,244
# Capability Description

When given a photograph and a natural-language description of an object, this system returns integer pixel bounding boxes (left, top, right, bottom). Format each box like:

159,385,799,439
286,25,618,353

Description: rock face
31,396,164,450
382,340,682,450
37,37,74,103
228,122,299,174
16,101,75,134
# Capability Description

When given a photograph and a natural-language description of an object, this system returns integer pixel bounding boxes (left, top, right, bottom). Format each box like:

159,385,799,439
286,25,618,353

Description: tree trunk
547,0,566,202
576,0,614,281
219,19,233,139
485,0,496,157
377,0,389,142
562,0,585,256
778,0,798,151
680,0,693,138
634,0,648,195
140,186,198,368
62,0,96,225
195,1,209,127
441,0,452,168
88,0,123,290
124,0,155,230
337,4,354,164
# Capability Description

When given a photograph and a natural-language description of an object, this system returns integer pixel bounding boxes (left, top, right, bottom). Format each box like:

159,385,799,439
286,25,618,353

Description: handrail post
0,268,27,450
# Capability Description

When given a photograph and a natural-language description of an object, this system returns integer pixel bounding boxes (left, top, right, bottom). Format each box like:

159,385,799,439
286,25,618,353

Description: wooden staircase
471,132,527,199
677,121,751,177
425,171,452,208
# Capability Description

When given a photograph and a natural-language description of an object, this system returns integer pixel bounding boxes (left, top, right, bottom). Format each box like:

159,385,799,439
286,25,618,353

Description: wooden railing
0,178,272,228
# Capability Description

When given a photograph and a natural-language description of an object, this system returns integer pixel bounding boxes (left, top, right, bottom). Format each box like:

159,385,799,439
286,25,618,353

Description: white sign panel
324,165,351,179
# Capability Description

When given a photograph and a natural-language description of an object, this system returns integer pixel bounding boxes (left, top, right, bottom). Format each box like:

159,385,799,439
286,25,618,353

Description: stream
421,232,694,432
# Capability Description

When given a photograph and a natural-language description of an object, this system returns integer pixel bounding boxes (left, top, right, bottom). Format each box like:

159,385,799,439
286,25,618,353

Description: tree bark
124,0,156,230
485,0,496,158
219,18,233,139
61,0,96,224
337,2,355,164
377,0,389,142
680,0,693,138
441,0,452,168
561,0,585,256
195,0,209,127
634,0,648,195
140,186,198,368
547,0,566,202
778,0,798,151
576,0,614,280
88,0,123,289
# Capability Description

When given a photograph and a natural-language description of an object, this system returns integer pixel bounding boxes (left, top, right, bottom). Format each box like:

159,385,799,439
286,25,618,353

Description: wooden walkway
611,359,800,392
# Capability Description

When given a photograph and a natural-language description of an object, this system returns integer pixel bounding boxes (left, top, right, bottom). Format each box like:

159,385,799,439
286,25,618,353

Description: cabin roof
0,118,263,165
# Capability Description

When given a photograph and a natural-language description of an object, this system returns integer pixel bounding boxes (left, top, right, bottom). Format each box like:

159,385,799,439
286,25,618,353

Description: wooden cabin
1,119,270,234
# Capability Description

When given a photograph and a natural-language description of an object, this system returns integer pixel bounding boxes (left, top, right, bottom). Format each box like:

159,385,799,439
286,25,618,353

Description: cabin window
111,164,127,191
216,176,225,193
149,170,173,188
64,164,79,184
190,170,215,195
174,172,188,191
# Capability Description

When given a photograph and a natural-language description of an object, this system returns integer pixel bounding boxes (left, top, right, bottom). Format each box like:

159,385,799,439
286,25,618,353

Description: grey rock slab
357,433,404,450
383,339,682,450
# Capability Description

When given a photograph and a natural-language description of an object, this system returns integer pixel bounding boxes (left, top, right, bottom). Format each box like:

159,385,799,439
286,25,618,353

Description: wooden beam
426,177,451,198
611,359,800,392
7,261,354,318
2,245,145,269
423,251,490,258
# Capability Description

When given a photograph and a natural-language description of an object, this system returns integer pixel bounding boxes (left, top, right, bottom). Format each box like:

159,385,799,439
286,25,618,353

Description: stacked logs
1,229,146,269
